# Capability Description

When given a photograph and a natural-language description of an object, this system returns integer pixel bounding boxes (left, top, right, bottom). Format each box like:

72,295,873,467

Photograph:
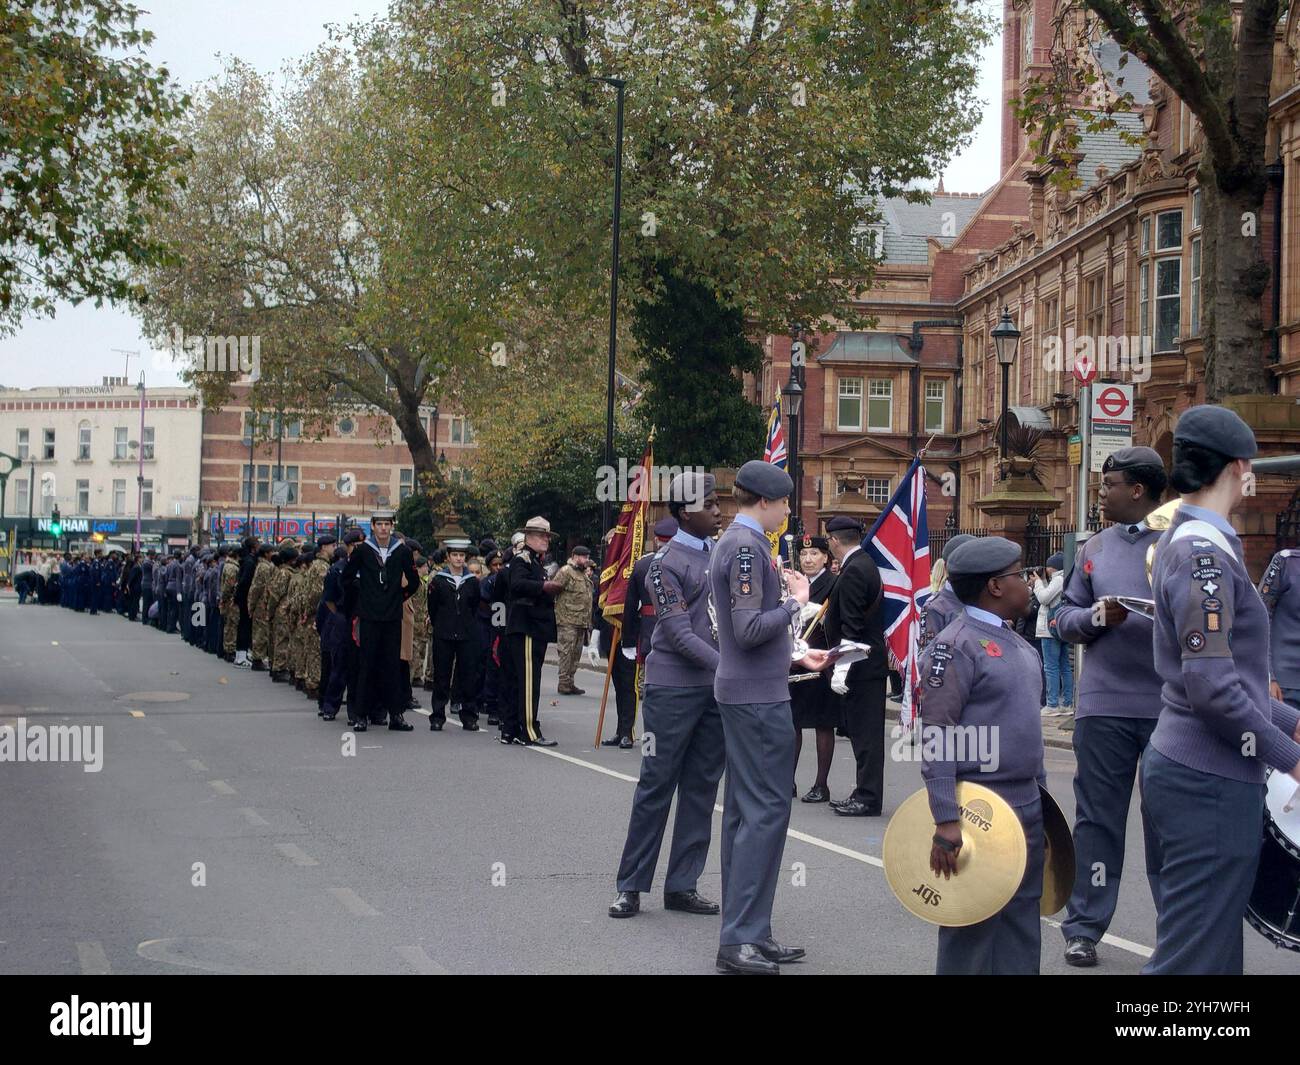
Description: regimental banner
1089,384,1134,473
600,436,654,624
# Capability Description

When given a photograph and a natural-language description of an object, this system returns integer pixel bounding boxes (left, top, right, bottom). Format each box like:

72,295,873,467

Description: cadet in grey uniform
1053,446,1166,967
918,533,974,652
918,536,1046,975
1259,544,1300,710
710,460,829,975
609,473,726,920
1143,405,1300,974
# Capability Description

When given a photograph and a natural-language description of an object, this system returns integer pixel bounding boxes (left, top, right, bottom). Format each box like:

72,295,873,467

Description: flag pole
595,621,619,745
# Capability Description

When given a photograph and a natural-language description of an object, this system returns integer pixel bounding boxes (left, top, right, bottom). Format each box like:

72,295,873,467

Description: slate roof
1076,110,1146,188
817,332,916,364
873,192,987,264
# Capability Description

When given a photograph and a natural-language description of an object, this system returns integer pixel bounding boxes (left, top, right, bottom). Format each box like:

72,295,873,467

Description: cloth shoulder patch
1175,549,1233,660
732,544,756,598
649,558,683,616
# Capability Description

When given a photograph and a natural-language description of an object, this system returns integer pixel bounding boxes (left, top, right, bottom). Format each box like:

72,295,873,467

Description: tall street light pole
135,372,145,551
991,307,1021,481
595,76,625,557
783,364,804,537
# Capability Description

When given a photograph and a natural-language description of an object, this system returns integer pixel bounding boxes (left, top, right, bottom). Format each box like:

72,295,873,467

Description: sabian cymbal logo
960,799,993,833
911,883,942,906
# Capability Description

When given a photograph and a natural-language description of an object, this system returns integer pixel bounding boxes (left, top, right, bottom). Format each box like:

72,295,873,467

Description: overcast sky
0,0,1003,390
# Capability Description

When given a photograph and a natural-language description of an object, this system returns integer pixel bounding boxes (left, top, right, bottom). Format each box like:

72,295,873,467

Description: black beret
277,546,299,563
332,545,348,562
1174,404,1257,459
942,533,975,562
403,539,423,555
653,517,679,539
1102,446,1165,475
826,515,864,535
735,459,793,500
947,536,1021,577
572,545,591,557
316,534,337,547
343,528,364,544
798,533,830,553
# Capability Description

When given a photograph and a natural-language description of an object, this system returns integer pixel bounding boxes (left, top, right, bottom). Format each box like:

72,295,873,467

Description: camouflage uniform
267,560,296,675
288,561,310,683
220,557,240,656
301,555,330,694
410,568,431,687
248,555,276,663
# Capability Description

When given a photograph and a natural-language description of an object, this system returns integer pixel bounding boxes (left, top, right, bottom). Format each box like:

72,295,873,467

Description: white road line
76,941,111,975
208,779,237,796
327,886,381,917
522,740,1155,960
275,842,319,867
186,759,208,773
395,944,449,974
165,740,187,753
238,807,269,827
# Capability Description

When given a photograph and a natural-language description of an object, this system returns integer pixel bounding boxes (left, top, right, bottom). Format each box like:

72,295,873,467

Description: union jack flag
762,387,787,468
862,456,932,732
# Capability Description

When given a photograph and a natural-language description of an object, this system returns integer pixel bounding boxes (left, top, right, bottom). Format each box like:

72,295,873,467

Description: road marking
1041,917,1153,959
208,779,237,796
165,740,187,753
275,842,319,867
128,710,145,718
524,740,1156,960
327,886,380,917
186,759,208,773
76,941,111,975
395,944,449,974
238,807,269,827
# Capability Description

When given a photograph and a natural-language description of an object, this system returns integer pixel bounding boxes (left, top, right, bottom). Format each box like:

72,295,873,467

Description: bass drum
1246,769,1300,952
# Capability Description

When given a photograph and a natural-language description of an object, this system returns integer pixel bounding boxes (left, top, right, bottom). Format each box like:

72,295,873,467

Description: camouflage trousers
222,608,238,654
410,635,429,686
292,620,311,684
272,608,295,673
302,627,322,689
252,617,272,663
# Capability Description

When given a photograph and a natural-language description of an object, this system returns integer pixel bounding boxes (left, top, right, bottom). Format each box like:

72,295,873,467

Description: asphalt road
1,598,1296,975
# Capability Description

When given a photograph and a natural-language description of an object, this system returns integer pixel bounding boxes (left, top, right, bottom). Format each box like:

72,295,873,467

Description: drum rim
1245,908,1300,952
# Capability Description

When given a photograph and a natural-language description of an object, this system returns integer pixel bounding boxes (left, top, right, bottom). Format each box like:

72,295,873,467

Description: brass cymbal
1039,785,1076,916
883,782,1028,928
1145,497,1181,587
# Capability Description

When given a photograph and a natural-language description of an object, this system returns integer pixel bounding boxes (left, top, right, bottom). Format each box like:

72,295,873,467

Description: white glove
830,662,850,696
621,647,637,661
584,636,599,666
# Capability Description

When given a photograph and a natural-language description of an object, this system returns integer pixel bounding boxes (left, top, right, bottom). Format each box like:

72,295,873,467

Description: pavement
1,593,1295,975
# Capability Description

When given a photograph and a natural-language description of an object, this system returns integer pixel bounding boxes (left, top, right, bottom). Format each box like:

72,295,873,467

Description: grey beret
947,536,1022,577
941,533,975,562
1102,446,1164,475
1174,404,1257,459
653,517,679,539
668,470,717,505
735,459,793,500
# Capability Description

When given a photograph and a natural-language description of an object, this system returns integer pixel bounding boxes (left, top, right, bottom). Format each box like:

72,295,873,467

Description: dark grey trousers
1061,715,1157,943
718,699,795,946
937,792,1044,975
1139,745,1265,975
616,684,725,894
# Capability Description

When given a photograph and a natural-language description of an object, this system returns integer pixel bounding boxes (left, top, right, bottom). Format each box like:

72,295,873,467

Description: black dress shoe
664,890,719,915
531,734,558,747
388,713,414,732
430,721,444,731
832,798,881,817
601,736,623,747
755,937,805,963
251,659,266,672
462,720,480,732
1064,937,1098,967
608,891,640,918
322,712,337,721
716,944,779,975
801,785,830,803
498,733,515,745
618,736,634,750
406,696,420,710
354,719,367,732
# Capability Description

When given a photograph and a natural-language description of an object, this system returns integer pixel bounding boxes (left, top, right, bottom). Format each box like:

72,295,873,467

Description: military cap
484,549,502,566
257,543,275,557
404,538,424,556
798,532,830,553
199,549,213,560
1102,446,1165,476
299,545,317,562
653,517,679,539
277,545,299,563
667,470,717,506
479,537,498,555
734,459,793,500
826,515,864,535
1173,404,1258,459
941,533,975,562
332,545,348,562
442,537,472,551
947,536,1022,578
518,516,557,538
343,528,364,545
1046,551,1064,570
572,545,591,557
371,507,396,522
241,536,258,552
316,533,337,548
